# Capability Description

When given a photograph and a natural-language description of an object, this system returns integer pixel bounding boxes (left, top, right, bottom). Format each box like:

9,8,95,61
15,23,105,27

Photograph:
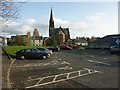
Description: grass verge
2,46,50,58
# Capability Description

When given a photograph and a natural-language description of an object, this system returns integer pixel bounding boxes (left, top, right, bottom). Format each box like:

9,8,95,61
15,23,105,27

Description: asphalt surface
2,49,120,89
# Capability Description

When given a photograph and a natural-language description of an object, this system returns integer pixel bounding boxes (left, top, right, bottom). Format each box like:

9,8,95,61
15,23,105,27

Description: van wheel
20,56,25,60
42,55,47,59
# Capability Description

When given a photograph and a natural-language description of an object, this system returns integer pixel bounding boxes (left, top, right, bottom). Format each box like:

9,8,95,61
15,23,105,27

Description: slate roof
92,34,120,44
50,26,70,36
31,36,42,40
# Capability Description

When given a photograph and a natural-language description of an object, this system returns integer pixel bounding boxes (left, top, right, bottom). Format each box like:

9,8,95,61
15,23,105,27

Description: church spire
49,7,54,36
50,7,54,22
49,7,54,28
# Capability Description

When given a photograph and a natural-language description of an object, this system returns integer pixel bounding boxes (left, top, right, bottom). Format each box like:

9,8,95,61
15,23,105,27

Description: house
60,37,88,48
75,37,88,46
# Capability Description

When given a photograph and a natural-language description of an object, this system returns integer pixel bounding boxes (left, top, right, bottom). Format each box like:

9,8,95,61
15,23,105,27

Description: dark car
16,48,50,60
110,46,120,54
47,46,60,52
36,48,53,55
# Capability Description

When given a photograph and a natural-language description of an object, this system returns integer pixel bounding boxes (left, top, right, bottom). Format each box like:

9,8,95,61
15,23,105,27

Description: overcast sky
1,1,118,38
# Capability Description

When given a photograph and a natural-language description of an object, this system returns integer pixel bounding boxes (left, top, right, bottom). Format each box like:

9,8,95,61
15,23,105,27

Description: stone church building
10,8,70,46
49,8,70,46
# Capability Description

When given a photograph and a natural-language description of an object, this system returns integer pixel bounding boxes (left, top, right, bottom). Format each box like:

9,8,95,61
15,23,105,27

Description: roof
50,26,70,36
92,34,120,44
31,36,42,40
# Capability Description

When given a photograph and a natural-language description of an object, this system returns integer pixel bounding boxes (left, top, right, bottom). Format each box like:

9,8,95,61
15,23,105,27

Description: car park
16,48,50,60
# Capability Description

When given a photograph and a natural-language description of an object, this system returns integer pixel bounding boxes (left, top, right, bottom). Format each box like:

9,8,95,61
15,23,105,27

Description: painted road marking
12,60,71,68
104,58,108,60
61,61,71,65
90,55,95,57
88,60,111,66
58,58,61,60
25,68,102,88
58,66,72,70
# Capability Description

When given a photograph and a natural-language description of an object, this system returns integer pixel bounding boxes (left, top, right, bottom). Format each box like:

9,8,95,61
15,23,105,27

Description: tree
90,36,97,42
0,0,21,45
0,0,20,24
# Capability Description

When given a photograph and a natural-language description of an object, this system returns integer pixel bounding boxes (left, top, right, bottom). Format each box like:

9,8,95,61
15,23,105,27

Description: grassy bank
2,46,50,58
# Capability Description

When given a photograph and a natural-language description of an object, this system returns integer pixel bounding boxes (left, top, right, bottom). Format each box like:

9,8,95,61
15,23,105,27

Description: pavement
0,47,2,89
1,47,13,89
1,48,120,89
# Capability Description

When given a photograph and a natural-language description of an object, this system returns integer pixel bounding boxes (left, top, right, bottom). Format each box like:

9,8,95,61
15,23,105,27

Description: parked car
110,46,120,54
47,46,60,52
36,48,53,55
16,48,50,60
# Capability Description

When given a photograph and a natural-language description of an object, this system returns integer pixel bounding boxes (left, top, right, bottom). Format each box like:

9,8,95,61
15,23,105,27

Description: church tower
49,8,54,36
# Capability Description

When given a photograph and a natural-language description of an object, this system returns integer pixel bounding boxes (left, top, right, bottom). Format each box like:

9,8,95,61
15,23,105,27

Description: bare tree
0,0,21,23
0,0,21,45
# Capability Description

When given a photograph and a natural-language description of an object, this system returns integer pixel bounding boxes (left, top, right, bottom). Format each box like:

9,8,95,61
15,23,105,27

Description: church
48,8,70,46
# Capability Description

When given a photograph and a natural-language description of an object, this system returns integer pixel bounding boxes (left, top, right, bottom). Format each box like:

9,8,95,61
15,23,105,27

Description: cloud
24,18,36,25
2,17,99,37
70,22,92,30
6,21,32,35
87,13,107,22
54,18,92,30
87,16,102,22
54,18,69,26
3,18,48,37
1,14,117,38
96,13,107,16
53,17,98,37
3,17,92,38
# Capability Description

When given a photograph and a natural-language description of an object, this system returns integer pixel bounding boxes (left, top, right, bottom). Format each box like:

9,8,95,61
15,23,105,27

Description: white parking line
12,60,71,68
88,60,111,66
43,63,50,66
58,66,72,70
104,58,108,60
90,55,95,57
58,58,61,60
61,61,71,65
26,68,102,88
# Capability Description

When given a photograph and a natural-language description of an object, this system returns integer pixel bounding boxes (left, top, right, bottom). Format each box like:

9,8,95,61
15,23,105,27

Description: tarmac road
2,49,120,89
